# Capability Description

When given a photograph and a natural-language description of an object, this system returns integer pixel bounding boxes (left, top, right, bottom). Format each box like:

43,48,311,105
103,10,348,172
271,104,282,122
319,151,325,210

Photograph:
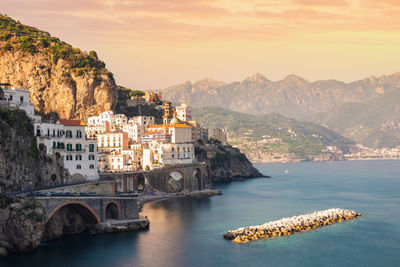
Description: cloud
292,0,349,6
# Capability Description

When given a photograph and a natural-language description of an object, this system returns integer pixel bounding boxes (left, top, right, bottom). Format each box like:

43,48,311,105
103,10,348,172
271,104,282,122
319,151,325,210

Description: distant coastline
251,157,400,164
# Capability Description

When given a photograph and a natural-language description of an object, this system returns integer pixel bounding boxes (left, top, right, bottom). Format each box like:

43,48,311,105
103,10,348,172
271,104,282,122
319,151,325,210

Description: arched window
76,165,81,169
89,164,95,169
36,125,41,137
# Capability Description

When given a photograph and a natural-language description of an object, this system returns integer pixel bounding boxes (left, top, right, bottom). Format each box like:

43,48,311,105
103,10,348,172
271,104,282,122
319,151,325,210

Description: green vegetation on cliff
193,107,354,160
0,14,110,78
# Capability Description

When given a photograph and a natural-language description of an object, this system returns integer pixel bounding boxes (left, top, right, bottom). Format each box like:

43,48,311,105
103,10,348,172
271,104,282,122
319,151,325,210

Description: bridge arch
193,168,202,190
104,200,121,220
45,201,101,224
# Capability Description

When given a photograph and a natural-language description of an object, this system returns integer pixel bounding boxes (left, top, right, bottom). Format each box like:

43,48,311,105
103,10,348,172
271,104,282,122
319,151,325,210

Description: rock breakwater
223,208,362,243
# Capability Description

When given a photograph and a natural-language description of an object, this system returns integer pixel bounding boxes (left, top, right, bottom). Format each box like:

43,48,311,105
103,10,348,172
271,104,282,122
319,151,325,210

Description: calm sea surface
1,160,400,267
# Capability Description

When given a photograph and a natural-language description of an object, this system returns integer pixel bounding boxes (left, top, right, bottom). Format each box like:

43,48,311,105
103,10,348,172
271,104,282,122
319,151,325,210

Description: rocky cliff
0,15,117,120
195,140,267,183
0,195,45,257
0,109,75,192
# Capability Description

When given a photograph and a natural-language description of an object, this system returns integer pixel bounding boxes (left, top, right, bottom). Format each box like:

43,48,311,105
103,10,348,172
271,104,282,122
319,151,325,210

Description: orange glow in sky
2,0,400,89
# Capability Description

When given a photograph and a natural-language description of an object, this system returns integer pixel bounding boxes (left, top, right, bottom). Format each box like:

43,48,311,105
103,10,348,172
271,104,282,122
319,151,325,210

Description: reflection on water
1,160,400,267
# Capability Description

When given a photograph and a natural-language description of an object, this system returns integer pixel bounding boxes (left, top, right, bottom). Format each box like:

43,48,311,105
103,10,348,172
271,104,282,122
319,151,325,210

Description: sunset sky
2,0,400,89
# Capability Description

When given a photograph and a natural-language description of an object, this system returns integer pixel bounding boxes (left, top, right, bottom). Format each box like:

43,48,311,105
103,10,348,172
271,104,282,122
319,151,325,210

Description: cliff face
195,141,267,183
0,15,117,120
0,51,116,120
0,195,45,257
0,109,75,192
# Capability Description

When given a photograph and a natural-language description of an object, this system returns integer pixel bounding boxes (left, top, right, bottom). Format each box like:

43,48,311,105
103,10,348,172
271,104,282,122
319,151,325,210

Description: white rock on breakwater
223,208,362,243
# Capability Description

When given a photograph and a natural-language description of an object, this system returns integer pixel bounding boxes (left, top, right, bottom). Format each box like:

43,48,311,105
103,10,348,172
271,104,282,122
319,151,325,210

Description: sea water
1,160,399,267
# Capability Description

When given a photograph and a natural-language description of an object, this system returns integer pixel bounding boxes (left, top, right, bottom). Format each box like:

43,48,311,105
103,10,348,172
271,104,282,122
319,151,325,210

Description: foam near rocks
223,208,362,243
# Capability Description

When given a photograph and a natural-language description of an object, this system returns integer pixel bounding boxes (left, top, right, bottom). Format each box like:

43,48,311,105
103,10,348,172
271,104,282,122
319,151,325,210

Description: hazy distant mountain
163,73,400,119
193,107,354,162
311,88,400,148
164,72,400,148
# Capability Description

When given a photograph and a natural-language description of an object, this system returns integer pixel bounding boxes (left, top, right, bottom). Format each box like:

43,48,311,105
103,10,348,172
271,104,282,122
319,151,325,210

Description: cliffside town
0,83,263,189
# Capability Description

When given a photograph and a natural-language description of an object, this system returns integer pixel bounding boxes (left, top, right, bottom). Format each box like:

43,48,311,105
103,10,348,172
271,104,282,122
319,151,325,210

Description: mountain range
163,73,400,148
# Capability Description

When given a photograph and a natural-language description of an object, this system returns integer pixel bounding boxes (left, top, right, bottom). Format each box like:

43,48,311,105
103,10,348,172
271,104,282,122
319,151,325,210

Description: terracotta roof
148,124,192,129
170,123,192,128
59,119,86,126
147,125,164,128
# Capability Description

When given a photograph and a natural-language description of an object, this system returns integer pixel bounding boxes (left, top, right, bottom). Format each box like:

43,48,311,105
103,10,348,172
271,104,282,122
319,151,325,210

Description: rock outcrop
0,15,117,121
195,140,267,183
0,195,45,257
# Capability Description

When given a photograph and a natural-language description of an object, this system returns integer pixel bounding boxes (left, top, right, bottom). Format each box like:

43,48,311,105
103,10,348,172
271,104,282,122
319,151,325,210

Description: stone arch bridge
36,196,139,224
100,163,211,193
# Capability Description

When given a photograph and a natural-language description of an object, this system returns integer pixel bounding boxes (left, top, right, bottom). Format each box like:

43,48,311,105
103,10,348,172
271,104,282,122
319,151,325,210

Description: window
76,155,82,161
76,130,82,138
172,147,174,152
76,144,82,151
20,96,24,103
67,144,73,151
52,142,57,149
66,130,72,138
76,165,81,169
89,164,95,169
89,154,95,160
9,95,12,101
172,154,174,158
89,144,95,152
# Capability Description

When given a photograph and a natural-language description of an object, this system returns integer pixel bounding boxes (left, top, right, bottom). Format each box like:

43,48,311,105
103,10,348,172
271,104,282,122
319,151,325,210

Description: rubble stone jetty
223,208,362,243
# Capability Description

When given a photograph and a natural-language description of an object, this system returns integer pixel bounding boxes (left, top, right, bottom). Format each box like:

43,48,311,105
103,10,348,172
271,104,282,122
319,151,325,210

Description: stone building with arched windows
33,119,99,181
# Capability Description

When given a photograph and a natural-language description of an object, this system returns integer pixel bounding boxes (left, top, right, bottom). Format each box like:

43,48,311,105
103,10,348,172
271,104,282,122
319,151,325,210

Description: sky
2,0,400,89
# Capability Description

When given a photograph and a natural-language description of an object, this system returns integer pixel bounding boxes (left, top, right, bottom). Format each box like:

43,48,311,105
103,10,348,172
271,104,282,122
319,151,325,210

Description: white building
176,103,192,122
0,86,41,122
142,142,195,170
34,119,99,181
96,129,129,152
129,116,155,127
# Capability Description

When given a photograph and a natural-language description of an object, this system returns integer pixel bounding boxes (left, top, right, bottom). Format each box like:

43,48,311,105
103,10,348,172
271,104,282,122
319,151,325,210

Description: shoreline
251,158,400,164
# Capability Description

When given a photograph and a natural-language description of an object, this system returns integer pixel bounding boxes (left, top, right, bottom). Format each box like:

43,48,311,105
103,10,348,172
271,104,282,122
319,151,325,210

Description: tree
129,90,145,98
145,165,150,171
88,50,98,59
